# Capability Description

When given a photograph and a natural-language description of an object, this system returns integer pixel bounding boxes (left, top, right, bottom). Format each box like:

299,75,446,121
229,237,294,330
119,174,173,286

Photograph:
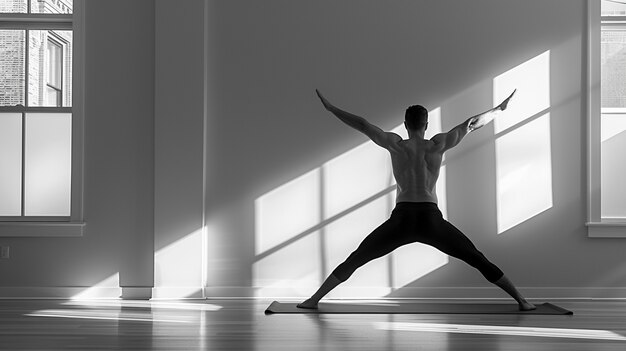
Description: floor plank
0,299,625,350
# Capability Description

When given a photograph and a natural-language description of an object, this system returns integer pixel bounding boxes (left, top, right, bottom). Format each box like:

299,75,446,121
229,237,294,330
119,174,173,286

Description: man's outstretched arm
433,89,516,151
316,89,401,149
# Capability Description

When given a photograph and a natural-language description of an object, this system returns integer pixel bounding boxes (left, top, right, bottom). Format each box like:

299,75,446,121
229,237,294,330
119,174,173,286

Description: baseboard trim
151,287,204,299
121,287,152,300
1,286,625,300
204,286,626,300
0,287,121,299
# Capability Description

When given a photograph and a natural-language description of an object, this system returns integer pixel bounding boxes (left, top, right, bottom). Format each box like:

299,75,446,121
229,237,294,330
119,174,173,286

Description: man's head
405,105,428,132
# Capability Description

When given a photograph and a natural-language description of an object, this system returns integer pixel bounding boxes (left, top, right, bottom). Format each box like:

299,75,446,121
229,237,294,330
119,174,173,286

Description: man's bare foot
519,300,537,311
297,298,319,309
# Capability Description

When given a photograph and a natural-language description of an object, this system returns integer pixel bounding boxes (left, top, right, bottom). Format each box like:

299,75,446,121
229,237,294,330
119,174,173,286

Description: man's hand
467,115,485,132
497,89,516,111
316,89,335,111
466,89,516,133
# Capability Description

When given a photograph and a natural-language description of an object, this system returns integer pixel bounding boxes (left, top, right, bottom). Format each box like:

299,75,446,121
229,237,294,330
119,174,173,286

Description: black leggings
331,202,504,283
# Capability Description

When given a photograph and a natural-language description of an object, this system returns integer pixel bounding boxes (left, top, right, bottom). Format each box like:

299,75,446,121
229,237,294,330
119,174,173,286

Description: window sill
586,222,626,238
0,222,85,237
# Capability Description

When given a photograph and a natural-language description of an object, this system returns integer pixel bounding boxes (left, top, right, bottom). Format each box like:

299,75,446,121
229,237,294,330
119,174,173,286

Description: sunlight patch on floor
374,321,626,341
26,310,192,324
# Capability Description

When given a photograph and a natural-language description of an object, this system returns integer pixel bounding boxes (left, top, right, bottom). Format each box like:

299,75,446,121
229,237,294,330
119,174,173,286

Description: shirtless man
297,89,536,311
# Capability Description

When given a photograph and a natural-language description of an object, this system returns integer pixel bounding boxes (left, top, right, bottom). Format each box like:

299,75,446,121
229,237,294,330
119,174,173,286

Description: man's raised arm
316,89,400,149
432,89,516,151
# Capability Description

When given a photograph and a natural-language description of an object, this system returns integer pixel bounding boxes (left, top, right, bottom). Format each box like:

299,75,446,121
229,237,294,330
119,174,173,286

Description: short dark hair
405,105,428,130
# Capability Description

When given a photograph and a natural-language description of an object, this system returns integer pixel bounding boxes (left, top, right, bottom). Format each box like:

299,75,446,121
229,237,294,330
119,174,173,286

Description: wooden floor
0,299,625,350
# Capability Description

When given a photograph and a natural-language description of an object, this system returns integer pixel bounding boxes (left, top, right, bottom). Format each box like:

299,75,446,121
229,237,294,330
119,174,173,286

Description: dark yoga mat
265,301,573,315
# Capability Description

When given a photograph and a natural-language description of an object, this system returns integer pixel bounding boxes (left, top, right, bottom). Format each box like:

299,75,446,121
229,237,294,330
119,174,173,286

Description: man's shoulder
386,132,403,141
381,132,404,150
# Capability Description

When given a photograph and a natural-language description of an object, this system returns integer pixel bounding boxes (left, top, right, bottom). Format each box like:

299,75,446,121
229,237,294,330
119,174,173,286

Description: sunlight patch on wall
323,141,392,219
392,243,449,289
154,229,203,298
255,169,321,255
495,115,553,233
493,51,553,234
493,52,550,132
71,273,120,299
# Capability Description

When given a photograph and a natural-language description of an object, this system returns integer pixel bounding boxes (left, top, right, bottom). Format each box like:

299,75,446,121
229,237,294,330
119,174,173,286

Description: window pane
46,39,62,88
28,30,72,107
601,113,626,219
24,113,71,216
601,29,626,108
0,29,26,107
0,0,27,13
602,0,626,16
0,113,23,216
29,0,72,14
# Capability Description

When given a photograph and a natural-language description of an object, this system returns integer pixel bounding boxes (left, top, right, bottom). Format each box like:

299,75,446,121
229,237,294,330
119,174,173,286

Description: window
46,37,63,106
0,0,83,236
587,0,626,237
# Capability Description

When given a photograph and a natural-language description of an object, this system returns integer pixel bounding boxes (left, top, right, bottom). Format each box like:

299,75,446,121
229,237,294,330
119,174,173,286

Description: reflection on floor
1,299,625,350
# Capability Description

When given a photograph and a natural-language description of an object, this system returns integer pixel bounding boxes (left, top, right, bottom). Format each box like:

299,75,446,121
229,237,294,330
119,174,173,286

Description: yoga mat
265,301,573,315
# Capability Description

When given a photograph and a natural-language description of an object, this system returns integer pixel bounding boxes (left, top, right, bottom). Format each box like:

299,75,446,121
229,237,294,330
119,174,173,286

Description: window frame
0,0,84,237
586,0,626,237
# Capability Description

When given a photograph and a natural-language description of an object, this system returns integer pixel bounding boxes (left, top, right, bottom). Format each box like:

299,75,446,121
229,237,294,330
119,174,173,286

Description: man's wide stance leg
424,218,536,311
298,214,407,309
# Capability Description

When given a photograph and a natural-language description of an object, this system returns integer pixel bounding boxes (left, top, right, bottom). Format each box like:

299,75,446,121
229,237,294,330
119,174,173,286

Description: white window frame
0,0,84,237
586,0,626,237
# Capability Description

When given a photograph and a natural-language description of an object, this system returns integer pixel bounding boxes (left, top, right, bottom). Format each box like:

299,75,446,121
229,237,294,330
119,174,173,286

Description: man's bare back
388,137,443,204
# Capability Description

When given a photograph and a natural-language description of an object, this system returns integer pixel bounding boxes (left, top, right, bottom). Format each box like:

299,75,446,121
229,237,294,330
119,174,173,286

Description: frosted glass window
0,113,23,216
601,113,626,219
600,19,626,218
24,113,71,216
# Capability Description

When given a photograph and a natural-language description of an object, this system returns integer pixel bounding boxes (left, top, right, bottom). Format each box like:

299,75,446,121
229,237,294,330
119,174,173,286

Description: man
297,89,536,311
